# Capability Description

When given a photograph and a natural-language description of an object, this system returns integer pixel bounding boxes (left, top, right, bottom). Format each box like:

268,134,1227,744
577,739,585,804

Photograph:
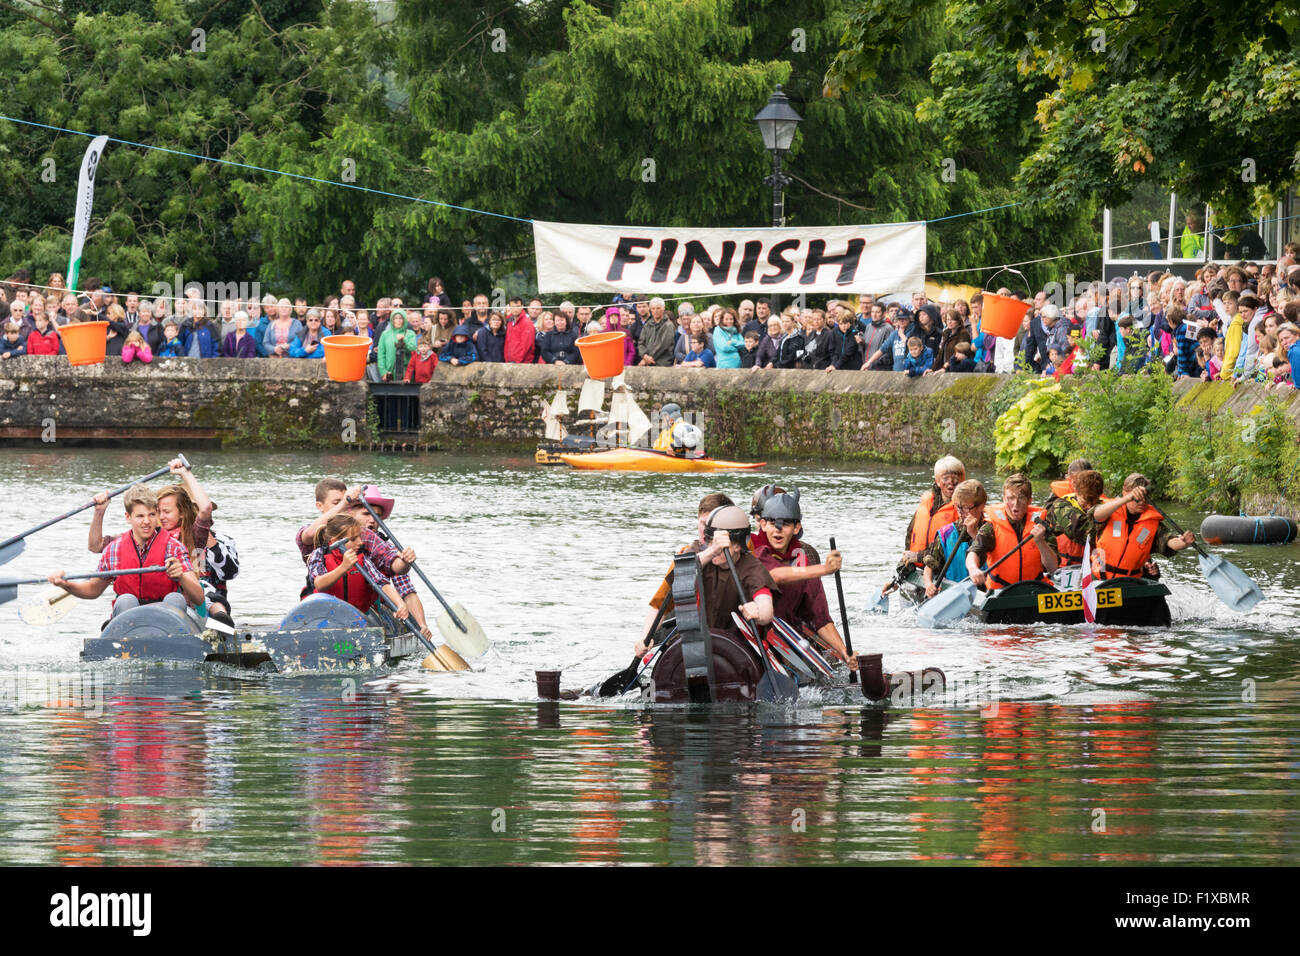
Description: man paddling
1089,474,1195,580
47,485,206,619
633,504,777,657
640,492,737,646
980,474,1059,589
753,488,858,670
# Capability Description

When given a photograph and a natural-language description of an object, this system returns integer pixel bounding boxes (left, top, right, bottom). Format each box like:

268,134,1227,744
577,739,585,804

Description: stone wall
420,364,1011,463
0,356,367,446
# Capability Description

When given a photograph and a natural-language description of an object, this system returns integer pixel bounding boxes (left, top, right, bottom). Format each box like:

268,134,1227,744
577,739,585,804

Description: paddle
324,540,469,671
0,456,187,566
0,566,168,605
916,521,1042,628
1156,511,1264,612
598,596,670,697
723,546,798,703
828,535,857,684
355,489,490,660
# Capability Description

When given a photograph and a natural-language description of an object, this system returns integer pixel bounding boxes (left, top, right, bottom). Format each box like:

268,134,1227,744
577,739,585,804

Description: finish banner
533,220,927,294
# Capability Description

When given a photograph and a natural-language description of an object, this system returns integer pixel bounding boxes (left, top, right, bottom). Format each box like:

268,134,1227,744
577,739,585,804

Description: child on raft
1089,474,1196,580
753,488,857,670
48,484,206,619
306,514,409,621
344,487,434,638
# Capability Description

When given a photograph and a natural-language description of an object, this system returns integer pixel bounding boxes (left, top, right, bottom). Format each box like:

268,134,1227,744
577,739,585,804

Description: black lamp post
754,84,802,228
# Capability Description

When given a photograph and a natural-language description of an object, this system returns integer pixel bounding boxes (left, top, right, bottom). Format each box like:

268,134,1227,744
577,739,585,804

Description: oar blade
0,583,19,605
0,539,25,567
868,588,890,614
757,669,799,704
434,603,491,659
1198,553,1264,612
916,580,977,628
19,589,76,626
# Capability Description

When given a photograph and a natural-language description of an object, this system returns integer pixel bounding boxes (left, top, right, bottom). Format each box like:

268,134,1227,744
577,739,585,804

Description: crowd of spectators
4,254,1300,388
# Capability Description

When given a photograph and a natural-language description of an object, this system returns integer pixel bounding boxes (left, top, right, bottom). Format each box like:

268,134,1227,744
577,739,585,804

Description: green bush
1070,366,1177,495
993,379,1077,476
1171,398,1300,512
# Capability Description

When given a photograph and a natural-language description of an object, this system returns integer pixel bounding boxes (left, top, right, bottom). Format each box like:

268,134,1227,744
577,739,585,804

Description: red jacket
27,330,59,355
317,550,377,614
404,351,438,383
504,311,537,364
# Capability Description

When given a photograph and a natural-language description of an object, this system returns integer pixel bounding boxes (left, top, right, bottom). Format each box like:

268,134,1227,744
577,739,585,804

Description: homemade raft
81,594,422,672
896,568,1173,627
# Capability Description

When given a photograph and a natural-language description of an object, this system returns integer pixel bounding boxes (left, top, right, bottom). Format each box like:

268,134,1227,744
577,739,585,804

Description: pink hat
360,484,395,521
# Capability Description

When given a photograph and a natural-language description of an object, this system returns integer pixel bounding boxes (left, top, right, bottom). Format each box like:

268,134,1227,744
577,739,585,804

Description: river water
0,448,1296,865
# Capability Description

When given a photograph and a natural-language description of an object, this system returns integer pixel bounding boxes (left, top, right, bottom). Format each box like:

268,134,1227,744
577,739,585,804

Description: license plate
1036,588,1123,613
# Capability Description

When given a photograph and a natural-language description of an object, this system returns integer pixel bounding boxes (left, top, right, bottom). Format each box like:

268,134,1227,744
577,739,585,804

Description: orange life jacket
316,550,377,614
1049,479,1072,499
109,531,178,606
907,490,957,562
1096,504,1163,579
984,506,1045,590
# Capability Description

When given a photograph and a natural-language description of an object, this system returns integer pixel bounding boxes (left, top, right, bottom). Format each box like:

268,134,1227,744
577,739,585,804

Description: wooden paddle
0,457,186,565
324,540,469,671
723,547,797,703
827,536,857,683
355,490,490,660
1155,511,1263,612
916,521,1042,628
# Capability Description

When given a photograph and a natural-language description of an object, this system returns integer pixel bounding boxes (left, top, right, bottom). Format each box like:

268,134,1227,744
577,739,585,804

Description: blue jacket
1174,323,1200,377
184,323,220,358
157,336,187,357
251,316,272,357
933,523,971,583
683,348,716,368
904,347,933,377
440,326,478,365
289,334,325,358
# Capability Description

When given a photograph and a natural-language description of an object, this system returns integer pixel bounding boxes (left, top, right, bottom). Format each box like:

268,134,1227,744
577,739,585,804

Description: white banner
533,219,926,295
67,134,110,291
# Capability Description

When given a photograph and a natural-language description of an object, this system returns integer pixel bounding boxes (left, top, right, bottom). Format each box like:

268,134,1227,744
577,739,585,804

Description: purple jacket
224,330,259,358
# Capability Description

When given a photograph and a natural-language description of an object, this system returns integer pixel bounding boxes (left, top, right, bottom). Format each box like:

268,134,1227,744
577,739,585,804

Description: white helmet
671,421,702,450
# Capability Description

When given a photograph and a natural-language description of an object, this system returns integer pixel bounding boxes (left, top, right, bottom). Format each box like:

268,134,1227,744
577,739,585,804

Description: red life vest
110,531,178,605
1096,504,1163,579
315,550,377,614
984,506,1045,590
907,490,957,563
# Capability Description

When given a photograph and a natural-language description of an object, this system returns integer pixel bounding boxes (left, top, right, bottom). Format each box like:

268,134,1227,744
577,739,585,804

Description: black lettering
649,239,679,284
606,237,655,282
736,240,764,284
674,240,736,286
799,238,867,285
759,239,801,285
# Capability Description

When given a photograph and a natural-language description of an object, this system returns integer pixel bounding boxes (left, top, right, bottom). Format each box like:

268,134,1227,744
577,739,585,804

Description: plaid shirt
297,523,413,596
97,531,193,574
306,547,390,590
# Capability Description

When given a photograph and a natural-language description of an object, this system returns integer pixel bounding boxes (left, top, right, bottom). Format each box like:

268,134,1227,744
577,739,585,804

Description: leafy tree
828,0,1300,233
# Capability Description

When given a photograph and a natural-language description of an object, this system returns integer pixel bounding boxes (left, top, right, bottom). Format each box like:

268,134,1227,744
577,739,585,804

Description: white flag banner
67,135,110,291
533,219,926,295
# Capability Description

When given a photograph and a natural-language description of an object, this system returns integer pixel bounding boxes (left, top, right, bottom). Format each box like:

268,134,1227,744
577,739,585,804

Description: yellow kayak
557,449,766,472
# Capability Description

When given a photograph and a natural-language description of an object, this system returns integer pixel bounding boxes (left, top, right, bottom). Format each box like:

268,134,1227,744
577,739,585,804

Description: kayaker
345,486,434,636
1042,468,1105,568
307,514,413,625
1089,474,1195,580
900,455,965,568
754,489,858,671
979,473,1059,589
921,479,988,598
48,484,206,619
633,503,777,656
653,403,684,452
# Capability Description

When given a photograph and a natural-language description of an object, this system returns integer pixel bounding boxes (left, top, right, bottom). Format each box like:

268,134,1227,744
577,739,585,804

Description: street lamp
754,84,802,228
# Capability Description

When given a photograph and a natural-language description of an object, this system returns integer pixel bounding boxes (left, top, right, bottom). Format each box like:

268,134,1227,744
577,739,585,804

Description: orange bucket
576,331,627,378
323,334,372,381
979,292,1031,338
57,321,109,366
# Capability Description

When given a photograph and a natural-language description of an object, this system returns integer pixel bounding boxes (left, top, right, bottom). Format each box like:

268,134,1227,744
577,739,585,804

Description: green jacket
637,316,676,366
377,324,418,379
